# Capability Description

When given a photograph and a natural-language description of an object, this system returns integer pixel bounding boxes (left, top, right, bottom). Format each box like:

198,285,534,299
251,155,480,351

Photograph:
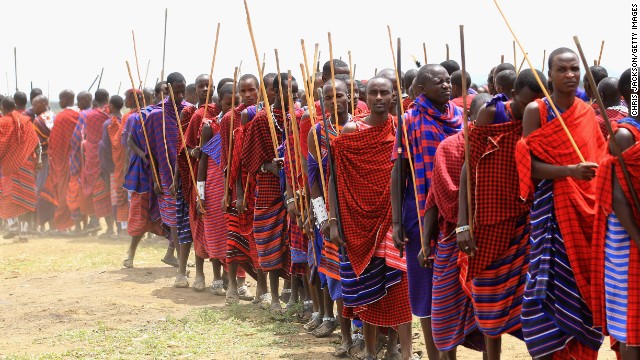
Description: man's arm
474,104,495,126
419,206,439,267
456,163,477,257
391,158,409,250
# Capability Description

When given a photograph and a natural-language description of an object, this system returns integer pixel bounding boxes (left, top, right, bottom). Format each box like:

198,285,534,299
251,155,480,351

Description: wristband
455,225,470,234
260,163,267,173
197,181,205,201
286,197,296,205
311,197,329,227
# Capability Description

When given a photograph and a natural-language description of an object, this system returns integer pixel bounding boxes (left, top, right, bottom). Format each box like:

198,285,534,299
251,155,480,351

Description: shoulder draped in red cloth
467,109,530,278
81,106,110,196
451,95,475,112
0,111,39,175
516,98,606,308
332,115,395,276
594,107,628,139
591,120,640,345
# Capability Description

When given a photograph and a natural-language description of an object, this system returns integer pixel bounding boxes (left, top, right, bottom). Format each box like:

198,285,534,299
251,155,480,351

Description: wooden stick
597,40,605,66
542,50,546,72
132,31,143,88
311,44,320,98
574,35,640,214
500,55,504,64
301,39,311,82
161,8,167,81
513,40,516,69
348,51,355,116
125,61,161,189
288,71,308,221
460,25,475,242
493,0,585,162
223,67,239,208
168,83,200,207
423,42,427,64
374,68,378,76
97,67,104,90
328,32,340,133
317,51,321,72
300,63,328,202
160,91,174,180
201,23,221,132
117,81,122,96
14,47,18,91
88,74,99,91
144,59,150,88
517,53,527,74
446,44,450,61
243,0,279,154
388,25,425,258
594,60,598,66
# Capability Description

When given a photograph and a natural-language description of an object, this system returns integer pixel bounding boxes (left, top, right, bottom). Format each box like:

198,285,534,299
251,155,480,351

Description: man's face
239,79,258,106
169,81,186,104
196,78,210,104
33,99,48,115
418,68,452,107
125,93,135,109
155,83,168,103
220,93,239,114
265,79,276,104
366,80,393,116
323,85,348,116
549,53,580,95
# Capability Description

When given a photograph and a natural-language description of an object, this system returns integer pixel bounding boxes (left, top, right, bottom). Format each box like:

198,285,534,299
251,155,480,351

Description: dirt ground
0,234,618,359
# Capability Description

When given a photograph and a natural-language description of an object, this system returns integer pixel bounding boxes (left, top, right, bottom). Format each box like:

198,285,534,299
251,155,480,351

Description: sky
0,0,633,102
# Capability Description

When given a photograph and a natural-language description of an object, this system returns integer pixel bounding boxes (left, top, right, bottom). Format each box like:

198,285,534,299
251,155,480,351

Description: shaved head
597,77,622,108
323,79,348,94
77,91,93,110
59,89,75,108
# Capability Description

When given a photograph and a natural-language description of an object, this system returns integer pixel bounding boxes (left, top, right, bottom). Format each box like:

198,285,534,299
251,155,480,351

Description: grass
5,304,313,360
0,236,167,279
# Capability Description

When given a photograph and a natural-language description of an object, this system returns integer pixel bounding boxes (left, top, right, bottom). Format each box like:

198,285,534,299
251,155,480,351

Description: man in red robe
0,97,40,241
594,77,629,138
46,90,80,232
450,70,475,111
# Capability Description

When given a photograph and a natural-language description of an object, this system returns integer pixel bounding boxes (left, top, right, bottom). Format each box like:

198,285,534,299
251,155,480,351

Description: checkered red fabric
516,98,606,309
81,107,110,198
595,107,628,139
220,104,246,173
0,111,39,176
332,115,395,276
344,272,412,327
592,119,640,345
425,132,465,226
466,108,531,279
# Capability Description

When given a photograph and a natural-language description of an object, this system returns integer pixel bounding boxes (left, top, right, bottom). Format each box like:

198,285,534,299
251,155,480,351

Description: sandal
174,274,189,288
258,293,272,310
280,288,292,304
210,280,226,296
332,342,351,358
304,312,323,332
238,285,254,301
348,335,365,358
311,317,338,338
226,289,240,304
192,275,205,292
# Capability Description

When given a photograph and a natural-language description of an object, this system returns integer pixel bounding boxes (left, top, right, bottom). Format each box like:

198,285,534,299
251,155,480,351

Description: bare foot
192,275,205,292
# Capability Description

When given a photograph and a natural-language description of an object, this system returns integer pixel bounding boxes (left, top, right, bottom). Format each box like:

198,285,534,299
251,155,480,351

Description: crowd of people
0,45,637,360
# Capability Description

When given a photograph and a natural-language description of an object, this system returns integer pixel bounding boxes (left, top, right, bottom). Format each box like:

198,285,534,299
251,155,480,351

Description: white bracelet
286,197,296,205
197,181,205,201
455,225,470,234
312,197,329,228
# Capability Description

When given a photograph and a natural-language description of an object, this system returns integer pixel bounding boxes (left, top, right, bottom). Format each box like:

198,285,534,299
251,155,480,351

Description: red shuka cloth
0,111,39,176
46,108,79,230
107,114,127,205
451,95,475,112
81,107,110,197
592,120,640,346
332,115,395,276
516,98,606,309
466,111,530,279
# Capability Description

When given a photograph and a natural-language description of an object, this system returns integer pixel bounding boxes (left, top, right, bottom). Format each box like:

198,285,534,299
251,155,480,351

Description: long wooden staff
126,61,161,189
423,42,428,64
160,91,174,181
327,33,340,133
288,71,310,225
132,31,143,88
517,53,527,74
243,0,278,154
493,0,585,162
574,36,640,213
117,82,122,96
161,8,167,81
446,44,450,61
88,74,99,91
388,26,425,258
274,50,300,215
597,40,605,66
500,55,504,64
460,25,474,241
144,59,150,88
168,83,201,208
542,50,546,72
318,88,346,258
202,23,221,126
348,51,355,116
300,63,328,203
13,47,18,91
97,67,104,89
223,67,239,208
513,41,516,70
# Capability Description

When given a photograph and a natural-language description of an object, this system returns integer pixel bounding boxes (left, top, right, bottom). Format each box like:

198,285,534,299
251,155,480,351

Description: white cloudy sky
0,0,633,100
